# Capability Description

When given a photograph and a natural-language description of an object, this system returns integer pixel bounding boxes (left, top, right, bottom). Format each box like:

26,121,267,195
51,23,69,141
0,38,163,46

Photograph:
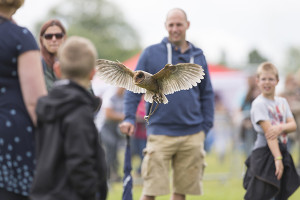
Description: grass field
107,144,300,200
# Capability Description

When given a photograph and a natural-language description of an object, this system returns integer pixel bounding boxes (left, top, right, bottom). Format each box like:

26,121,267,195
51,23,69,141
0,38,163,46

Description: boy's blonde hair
256,62,279,81
0,0,24,9
58,36,97,80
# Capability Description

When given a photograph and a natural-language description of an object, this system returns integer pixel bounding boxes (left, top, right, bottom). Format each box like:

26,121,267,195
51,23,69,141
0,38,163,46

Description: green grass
107,145,300,200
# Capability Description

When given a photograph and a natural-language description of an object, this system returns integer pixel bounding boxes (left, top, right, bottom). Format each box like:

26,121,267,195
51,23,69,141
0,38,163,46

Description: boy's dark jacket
30,80,107,200
243,143,300,200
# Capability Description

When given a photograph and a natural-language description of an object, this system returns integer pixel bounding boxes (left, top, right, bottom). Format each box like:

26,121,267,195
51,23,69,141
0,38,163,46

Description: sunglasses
43,33,64,40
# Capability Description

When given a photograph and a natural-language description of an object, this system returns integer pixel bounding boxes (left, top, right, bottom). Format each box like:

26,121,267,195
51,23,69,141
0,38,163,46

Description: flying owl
96,59,205,104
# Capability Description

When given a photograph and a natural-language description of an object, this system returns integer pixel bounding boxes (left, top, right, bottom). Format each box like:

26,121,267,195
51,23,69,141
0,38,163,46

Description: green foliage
248,49,268,64
218,49,228,66
34,0,141,62
284,46,300,74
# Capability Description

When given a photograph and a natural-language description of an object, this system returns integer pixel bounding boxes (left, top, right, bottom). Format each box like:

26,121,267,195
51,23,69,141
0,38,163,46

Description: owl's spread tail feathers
144,91,168,104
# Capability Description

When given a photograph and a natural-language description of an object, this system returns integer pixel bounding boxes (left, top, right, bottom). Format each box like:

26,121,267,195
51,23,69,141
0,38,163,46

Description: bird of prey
96,59,205,121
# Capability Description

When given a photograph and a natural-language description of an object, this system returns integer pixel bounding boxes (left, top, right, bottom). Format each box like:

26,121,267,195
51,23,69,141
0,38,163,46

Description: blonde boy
54,36,97,88
243,62,299,200
30,36,107,200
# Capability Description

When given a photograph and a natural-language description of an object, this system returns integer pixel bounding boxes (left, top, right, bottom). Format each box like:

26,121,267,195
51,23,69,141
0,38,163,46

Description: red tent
122,53,141,70
122,52,239,76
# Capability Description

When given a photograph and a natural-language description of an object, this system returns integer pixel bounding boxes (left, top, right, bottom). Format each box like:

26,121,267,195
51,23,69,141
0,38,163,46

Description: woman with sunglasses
39,19,66,91
0,0,47,199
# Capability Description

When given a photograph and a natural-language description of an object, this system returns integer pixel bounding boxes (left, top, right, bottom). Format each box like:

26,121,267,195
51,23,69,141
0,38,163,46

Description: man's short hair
166,8,188,21
58,36,97,79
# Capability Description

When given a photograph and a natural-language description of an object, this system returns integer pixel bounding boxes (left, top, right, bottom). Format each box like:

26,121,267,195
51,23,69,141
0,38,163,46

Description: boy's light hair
58,36,97,80
0,0,24,9
256,62,279,81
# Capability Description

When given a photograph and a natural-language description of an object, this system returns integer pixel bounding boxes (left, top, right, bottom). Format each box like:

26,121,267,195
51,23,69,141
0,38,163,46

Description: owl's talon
144,115,149,124
158,96,163,103
153,95,159,103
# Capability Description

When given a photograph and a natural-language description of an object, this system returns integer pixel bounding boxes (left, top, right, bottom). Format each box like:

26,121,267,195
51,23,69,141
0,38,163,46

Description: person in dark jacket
30,36,107,200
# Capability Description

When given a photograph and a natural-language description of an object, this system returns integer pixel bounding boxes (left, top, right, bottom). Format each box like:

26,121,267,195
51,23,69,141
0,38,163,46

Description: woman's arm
18,50,47,125
259,120,284,180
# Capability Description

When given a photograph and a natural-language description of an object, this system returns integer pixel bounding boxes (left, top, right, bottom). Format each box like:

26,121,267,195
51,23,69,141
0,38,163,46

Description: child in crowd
243,62,300,200
30,36,107,200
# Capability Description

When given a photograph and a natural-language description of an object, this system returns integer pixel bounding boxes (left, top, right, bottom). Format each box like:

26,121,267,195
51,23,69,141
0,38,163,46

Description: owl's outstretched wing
96,59,146,93
152,63,205,95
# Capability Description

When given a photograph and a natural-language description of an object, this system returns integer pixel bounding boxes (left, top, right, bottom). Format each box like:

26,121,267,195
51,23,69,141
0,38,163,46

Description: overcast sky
14,0,300,68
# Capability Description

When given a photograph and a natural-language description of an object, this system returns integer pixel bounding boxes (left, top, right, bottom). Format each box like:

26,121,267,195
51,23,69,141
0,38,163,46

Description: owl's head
133,71,145,84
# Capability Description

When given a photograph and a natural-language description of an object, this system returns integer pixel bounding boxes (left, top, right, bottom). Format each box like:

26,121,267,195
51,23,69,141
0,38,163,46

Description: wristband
275,156,283,160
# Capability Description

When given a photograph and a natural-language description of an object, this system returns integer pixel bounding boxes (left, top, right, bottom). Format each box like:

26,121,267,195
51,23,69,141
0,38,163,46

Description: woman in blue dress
0,0,47,199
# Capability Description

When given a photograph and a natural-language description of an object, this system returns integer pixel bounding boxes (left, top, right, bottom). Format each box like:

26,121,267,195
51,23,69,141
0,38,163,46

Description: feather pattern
95,59,204,104
96,59,146,93
153,63,205,95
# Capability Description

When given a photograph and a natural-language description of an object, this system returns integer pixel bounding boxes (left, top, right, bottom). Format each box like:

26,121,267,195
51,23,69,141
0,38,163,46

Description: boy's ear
53,61,62,78
89,68,96,81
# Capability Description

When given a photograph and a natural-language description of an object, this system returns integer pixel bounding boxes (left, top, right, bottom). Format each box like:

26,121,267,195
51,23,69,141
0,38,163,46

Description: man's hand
119,121,135,136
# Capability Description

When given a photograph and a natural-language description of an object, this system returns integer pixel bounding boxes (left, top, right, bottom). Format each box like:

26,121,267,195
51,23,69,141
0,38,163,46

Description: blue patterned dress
0,17,39,196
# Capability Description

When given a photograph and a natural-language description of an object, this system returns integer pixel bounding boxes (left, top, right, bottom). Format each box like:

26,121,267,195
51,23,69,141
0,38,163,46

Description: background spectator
100,87,125,183
39,19,66,91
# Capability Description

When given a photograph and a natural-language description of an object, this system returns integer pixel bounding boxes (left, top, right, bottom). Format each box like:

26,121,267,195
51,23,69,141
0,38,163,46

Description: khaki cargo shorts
141,131,206,196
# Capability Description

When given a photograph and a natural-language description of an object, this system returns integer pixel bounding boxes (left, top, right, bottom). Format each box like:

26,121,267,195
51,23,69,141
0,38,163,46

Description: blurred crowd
92,83,147,183
92,67,300,182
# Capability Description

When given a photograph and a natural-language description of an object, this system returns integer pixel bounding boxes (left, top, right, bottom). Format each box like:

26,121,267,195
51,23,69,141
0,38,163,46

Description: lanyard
166,43,194,64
